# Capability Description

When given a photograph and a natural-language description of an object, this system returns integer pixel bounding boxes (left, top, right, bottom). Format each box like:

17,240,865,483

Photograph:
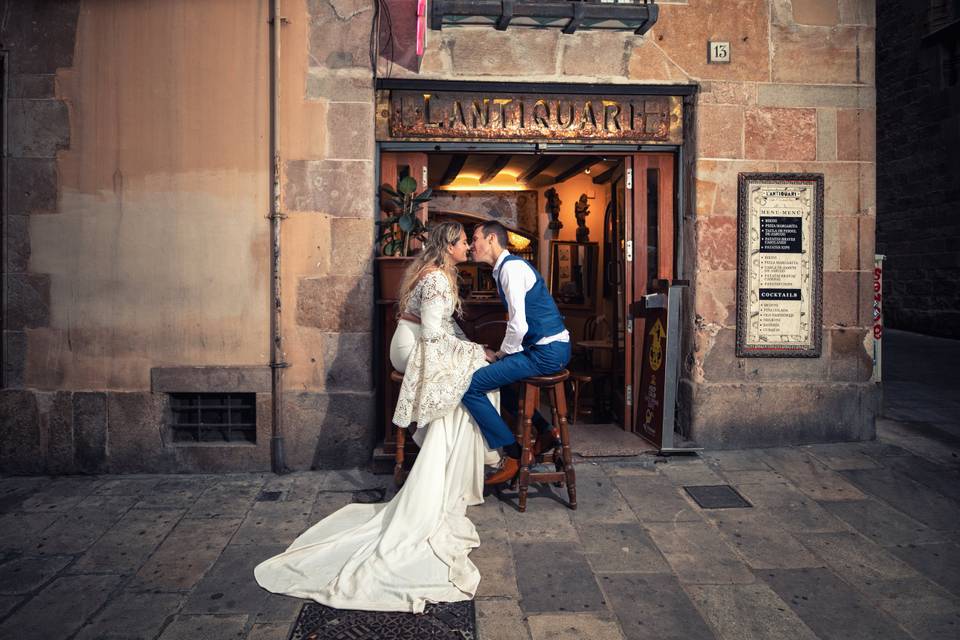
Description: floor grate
289,601,476,640
683,484,752,509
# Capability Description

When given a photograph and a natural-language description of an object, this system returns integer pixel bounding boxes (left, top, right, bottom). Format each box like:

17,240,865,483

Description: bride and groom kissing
254,219,570,614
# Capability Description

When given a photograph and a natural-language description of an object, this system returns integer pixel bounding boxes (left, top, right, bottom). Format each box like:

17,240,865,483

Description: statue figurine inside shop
545,187,562,231
575,193,590,243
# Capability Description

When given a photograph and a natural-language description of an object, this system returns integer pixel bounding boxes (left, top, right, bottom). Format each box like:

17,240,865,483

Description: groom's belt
399,312,421,324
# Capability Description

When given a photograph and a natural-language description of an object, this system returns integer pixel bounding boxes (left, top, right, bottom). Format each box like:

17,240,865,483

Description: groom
465,221,571,485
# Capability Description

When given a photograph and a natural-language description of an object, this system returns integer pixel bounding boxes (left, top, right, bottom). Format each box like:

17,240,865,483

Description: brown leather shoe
484,456,520,485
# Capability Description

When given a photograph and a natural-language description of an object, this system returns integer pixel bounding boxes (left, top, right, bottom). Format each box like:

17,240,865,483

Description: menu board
736,174,823,357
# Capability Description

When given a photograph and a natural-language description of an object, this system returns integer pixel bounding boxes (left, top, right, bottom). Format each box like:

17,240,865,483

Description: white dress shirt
492,250,570,355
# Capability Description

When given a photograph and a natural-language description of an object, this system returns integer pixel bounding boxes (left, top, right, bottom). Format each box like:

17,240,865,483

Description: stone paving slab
0,574,123,640
182,544,286,616
611,474,703,523
575,521,671,574
33,507,127,556
245,621,292,640
186,480,265,519
156,613,248,640
0,554,71,594
0,512,60,552
232,502,313,547
705,509,822,570
758,449,867,502
132,517,243,592
886,541,960,597
598,573,715,640
840,467,960,531
645,521,755,585
471,537,520,598
71,507,185,574
567,463,637,524
760,567,913,640
818,497,950,547
512,541,607,613
476,597,530,640
526,612,626,640
18,477,101,512
685,582,819,640
73,590,184,640
733,482,852,534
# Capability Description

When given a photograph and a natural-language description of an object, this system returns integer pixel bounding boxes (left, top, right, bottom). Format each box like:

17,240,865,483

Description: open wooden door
624,153,675,433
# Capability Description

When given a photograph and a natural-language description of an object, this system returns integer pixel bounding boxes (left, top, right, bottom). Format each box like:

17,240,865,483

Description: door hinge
421,165,429,189
626,384,633,405
626,167,633,189
626,240,633,262
626,318,633,334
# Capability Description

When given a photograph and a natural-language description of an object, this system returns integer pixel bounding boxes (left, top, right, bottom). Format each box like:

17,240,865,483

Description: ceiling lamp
431,0,660,36
507,230,532,251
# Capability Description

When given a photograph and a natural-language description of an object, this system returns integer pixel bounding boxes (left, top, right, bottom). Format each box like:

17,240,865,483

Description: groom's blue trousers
463,341,571,449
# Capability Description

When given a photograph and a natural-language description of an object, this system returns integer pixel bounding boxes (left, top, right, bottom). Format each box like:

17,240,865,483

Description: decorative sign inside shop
736,173,824,358
376,90,683,143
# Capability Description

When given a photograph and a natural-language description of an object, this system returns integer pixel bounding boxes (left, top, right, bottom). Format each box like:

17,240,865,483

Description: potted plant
376,176,432,299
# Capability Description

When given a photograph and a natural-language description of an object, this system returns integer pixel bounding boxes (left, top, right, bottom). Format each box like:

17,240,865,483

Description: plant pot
376,256,414,301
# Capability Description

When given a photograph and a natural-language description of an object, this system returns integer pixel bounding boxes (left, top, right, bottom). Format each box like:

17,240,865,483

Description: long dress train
254,270,496,613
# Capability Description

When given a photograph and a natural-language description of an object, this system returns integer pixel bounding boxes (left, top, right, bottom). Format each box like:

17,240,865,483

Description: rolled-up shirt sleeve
498,261,536,355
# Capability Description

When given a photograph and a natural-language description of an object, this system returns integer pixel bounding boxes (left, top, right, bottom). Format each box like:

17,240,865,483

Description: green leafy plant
377,176,432,256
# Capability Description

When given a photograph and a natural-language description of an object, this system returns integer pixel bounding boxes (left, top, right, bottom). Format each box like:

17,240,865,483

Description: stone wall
876,0,960,338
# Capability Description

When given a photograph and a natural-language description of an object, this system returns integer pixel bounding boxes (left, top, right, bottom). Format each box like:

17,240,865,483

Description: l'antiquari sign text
736,174,824,357
377,90,683,143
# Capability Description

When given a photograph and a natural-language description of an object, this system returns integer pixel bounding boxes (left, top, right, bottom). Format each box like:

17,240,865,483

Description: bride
254,221,498,613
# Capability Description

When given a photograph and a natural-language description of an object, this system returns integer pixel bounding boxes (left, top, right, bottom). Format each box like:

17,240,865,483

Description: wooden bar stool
390,370,409,488
514,369,577,513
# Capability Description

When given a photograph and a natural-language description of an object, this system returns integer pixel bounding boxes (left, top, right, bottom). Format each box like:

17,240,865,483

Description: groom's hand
484,347,497,363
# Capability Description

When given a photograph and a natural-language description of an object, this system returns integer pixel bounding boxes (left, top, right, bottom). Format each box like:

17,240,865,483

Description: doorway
376,148,677,456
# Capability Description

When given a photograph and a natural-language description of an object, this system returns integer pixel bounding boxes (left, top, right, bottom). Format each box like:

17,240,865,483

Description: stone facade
1,0,879,474
876,0,960,338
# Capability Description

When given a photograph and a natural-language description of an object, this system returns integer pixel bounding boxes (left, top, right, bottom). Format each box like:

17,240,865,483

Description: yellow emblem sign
648,319,666,371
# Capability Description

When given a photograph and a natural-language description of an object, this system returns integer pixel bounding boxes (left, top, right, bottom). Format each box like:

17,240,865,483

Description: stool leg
518,384,538,513
571,380,580,424
553,382,577,510
394,425,406,488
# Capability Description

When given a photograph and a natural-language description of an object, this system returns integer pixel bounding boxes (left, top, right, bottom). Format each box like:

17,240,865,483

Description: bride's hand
483,347,497,363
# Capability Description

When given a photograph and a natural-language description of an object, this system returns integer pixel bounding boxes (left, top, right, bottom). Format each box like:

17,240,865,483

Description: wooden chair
568,314,611,423
390,370,410,488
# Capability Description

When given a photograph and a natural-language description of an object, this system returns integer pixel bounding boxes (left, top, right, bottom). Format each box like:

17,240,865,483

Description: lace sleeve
418,271,451,341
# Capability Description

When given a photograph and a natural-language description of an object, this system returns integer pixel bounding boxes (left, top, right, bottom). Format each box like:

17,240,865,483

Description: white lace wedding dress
254,270,498,613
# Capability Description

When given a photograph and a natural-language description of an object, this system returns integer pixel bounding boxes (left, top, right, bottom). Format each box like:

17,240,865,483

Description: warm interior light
507,231,531,251
436,171,528,191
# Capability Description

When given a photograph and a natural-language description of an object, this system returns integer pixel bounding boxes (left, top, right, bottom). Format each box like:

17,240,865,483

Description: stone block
157,615,249,640
323,332,372,391
3,331,27,388
284,159,374,217
10,74,56,99
512,541,606,613
307,0,375,70
825,215,862,271
0,575,123,640
791,0,840,26
44,391,74,474
837,108,875,161
283,391,375,469
858,216,875,268
0,390,43,474
0,1,80,74
698,81,758,106
106,392,176,473
700,328,747,382
611,474,703,523
652,0,770,81
695,158,779,218
182,543,285,614
7,99,70,158
696,216,738,270
742,345,830,381
685,582,820,639
697,104,743,159
305,69,373,102
297,274,373,332
645,520,755,584
694,270,737,327
4,215,30,274
600,573,716,640
330,217,374,276
839,0,875,26
757,83,874,109
561,30,631,79
823,271,859,326
817,108,838,161
4,273,50,330
0,553,71,595
626,40,691,83
820,498,946,547
475,599,528,640
73,391,107,473
150,366,271,393
7,158,57,215
830,328,871,381
577,521,671,573
73,591,185,640
133,517,243,592
448,27,560,76
72,508,184,575
744,107,817,160
772,24,861,84
527,614,625,640
841,467,960,532
326,102,374,160
708,509,822,569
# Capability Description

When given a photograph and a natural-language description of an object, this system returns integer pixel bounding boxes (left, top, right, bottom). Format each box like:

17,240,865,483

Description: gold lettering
452,100,467,128
602,100,622,132
470,99,490,127
423,93,443,128
579,101,598,130
556,101,575,129
532,99,550,128
493,98,513,129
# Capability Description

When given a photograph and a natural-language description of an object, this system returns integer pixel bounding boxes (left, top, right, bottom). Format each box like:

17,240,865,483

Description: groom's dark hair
478,220,509,248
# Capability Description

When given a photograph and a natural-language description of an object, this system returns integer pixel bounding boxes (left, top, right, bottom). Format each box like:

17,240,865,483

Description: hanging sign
736,173,824,357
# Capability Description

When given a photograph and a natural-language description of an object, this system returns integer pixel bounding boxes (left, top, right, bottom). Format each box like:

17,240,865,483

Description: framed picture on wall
550,241,598,309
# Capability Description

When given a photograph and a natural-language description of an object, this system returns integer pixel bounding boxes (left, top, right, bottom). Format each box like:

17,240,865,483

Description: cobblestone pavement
0,332,958,640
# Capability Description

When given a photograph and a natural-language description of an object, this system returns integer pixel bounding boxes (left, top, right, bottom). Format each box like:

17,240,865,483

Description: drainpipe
269,0,289,474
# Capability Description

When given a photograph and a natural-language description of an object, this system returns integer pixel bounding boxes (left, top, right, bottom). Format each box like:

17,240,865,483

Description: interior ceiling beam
516,155,556,182
479,155,513,184
438,154,467,186
592,164,621,185
549,156,602,185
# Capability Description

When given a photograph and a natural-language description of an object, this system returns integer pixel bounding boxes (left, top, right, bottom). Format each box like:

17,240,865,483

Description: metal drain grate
684,485,752,509
289,601,476,640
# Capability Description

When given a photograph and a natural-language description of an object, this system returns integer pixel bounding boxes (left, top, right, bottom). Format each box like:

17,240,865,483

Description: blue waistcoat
495,254,566,347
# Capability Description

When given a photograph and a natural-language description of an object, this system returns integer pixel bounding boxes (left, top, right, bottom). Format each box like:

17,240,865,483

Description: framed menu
736,173,824,357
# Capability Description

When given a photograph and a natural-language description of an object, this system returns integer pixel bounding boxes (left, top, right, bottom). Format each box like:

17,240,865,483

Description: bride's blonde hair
397,221,465,318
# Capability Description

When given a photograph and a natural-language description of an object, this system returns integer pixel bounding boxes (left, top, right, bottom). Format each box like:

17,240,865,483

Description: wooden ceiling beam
592,164,621,185
517,155,557,182
479,155,513,184
549,156,602,185
437,154,468,186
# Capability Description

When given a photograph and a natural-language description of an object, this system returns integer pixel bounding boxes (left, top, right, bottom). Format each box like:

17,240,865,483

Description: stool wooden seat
514,369,577,512
390,370,409,488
